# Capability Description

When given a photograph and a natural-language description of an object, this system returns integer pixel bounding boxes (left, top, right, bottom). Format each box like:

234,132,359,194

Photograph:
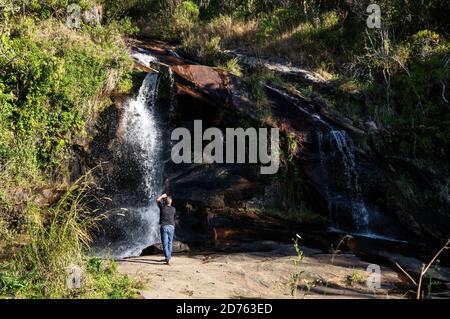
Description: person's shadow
118,257,167,265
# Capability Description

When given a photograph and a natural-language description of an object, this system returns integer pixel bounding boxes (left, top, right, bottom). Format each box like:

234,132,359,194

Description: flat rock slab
379,251,450,282
117,245,405,299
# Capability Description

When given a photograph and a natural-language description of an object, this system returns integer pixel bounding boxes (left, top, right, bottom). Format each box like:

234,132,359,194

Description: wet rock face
158,64,334,246
166,54,446,243
373,156,450,243
90,95,149,200
161,95,283,246
171,64,257,120
89,41,448,251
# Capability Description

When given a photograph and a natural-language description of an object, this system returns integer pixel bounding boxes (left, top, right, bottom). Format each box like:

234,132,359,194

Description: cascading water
168,67,176,112
93,50,165,258
264,83,399,238
329,130,357,189
317,129,370,233
332,131,370,231
123,71,162,243
108,71,163,258
122,73,161,195
130,48,157,68
265,83,372,234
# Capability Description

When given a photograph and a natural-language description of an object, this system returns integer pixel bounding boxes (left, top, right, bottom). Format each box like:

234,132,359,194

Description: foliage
0,257,141,298
0,172,141,299
289,235,304,297
134,0,450,184
242,66,281,120
81,257,142,299
0,0,98,20
143,0,199,41
0,17,132,171
181,33,222,65
0,4,136,299
219,57,242,77
257,7,303,39
346,270,366,286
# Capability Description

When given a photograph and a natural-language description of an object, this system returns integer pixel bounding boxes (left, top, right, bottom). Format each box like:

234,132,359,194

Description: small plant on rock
346,270,366,286
289,234,304,297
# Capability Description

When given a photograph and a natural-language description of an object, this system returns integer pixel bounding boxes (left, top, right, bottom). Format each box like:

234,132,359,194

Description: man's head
166,196,172,206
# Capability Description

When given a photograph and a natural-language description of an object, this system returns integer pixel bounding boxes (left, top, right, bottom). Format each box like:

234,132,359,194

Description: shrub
0,172,141,298
258,7,303,39
0,17,132,171
0,0,99,20
0,13,136,298
0,172,92,298
346,270,366,286
220,57,242,77
181,34,223,65
147,0,199,41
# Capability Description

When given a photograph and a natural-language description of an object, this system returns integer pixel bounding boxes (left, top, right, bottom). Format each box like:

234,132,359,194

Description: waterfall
168,67,176,112
131,48,157,67
122,72,162,196
318,130,370,233
329,130,358,190
94,69,164,258
91,48,172,258
114,71,163,257
264,82,372,234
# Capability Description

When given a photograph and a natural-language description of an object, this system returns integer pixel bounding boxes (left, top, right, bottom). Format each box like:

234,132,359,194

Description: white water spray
168,67,176,112
315,130,370,232
122,73,161,195
113,71,163,257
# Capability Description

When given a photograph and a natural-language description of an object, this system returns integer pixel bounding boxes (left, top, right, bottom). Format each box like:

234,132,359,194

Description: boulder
82,5,102,25
379,251,450,282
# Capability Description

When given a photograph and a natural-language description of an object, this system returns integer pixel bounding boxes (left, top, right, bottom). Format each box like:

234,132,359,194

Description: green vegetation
0,16,133,171
0,171,142,298
1,256,142,298
289,235,304,297
0,1,138,298
219,57,242,77
346,270,366,286
242,68,273,120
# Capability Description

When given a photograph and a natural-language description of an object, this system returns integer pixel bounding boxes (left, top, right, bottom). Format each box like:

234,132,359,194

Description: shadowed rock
140,241,191,256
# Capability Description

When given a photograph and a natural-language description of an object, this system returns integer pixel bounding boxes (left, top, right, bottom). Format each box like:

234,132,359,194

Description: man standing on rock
156,193,176,265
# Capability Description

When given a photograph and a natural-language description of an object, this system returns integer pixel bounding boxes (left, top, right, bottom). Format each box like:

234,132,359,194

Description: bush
258,7,303,38
0,174,94,298
181,33,223,65
83,257,142,299
0,17,132,171
220,57,242,77
346,270,366,286
0,13,136,299
0,172,141,298
0,0,98,20
146,0,199,42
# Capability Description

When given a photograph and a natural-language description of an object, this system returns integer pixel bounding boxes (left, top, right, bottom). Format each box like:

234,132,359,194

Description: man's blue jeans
160,224,175,261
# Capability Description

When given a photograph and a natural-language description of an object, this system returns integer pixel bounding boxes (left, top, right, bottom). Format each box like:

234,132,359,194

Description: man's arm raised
156,193,167,203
